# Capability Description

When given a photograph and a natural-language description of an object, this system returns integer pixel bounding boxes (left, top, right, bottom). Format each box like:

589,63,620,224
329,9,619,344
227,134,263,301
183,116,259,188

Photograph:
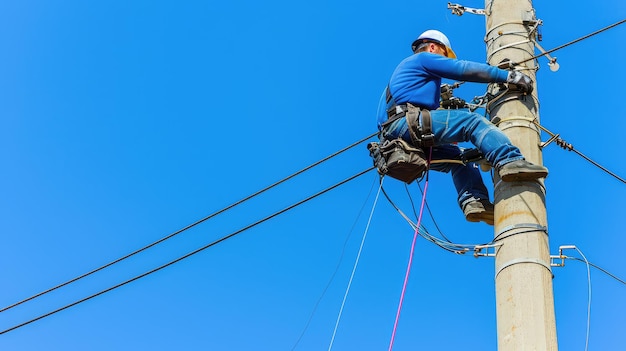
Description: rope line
388,148,432,351
0,167,376,336
0,132,378,314
327,178,383,351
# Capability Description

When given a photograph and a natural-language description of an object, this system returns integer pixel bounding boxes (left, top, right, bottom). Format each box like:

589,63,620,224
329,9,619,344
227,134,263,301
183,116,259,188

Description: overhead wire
535,122,626,184
0,132,378,314
0,166,376,336
511,18,626,67
566,257,626,286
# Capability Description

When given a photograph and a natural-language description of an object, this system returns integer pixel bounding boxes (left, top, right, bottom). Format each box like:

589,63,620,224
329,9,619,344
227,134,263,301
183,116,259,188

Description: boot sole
465,212,494,226
500,170,548,182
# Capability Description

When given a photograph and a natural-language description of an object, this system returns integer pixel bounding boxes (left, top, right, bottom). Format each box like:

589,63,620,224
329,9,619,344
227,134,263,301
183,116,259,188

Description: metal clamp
494,223,548,242
533,40,560,72
496,257,552,279
550,245,577,267
473,242,503,258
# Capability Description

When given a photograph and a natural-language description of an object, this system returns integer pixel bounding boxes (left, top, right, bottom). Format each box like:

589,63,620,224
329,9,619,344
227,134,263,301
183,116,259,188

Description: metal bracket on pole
447,2,485,16
533,40,560,71
534,121,574,150
550,245,577,267
473,242,503,258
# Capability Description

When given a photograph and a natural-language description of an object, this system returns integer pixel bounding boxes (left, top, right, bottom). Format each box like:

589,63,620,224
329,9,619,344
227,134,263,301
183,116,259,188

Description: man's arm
421,53,509,83
422,53,533,93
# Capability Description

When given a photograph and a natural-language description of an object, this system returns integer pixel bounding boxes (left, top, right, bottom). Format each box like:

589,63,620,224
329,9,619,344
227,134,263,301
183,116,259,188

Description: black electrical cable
504,18,626,68
561,144,626,185
568,257,626,286
380,183,462,253
536,123,626,185
0,166,376,336
0,132,378,314
413,181,454,243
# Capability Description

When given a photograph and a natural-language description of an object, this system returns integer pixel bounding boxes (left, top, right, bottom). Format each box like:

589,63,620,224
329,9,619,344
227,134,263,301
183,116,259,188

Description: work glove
506,71,533,94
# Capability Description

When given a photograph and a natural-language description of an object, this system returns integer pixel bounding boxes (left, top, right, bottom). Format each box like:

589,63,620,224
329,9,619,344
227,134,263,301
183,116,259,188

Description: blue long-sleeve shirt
378,52,509,127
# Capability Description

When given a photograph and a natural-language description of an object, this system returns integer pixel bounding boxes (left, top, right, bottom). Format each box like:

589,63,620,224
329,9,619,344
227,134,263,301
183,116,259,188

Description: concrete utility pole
484,1,558,350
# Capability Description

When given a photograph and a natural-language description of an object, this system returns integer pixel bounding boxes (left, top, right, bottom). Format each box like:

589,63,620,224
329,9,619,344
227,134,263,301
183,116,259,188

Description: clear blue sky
1,1,625,350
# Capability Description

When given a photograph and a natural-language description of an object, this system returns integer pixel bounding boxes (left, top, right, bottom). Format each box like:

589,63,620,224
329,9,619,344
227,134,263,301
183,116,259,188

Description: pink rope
388,150,432,351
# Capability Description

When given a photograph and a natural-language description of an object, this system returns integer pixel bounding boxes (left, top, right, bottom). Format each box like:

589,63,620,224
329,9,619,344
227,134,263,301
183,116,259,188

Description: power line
505,18,626,68
561,144,626,184
567,257,626,286
0,132,378,314
0,166,376,335
536,122,626,184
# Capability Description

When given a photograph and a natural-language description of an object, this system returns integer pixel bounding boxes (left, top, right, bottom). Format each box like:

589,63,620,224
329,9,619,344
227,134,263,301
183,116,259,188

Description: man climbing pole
376,29,548,225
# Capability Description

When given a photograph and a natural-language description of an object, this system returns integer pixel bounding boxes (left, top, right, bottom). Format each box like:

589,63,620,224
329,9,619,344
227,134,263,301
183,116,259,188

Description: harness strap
383,86,435,147
419,109,435,147
406,104,435,147
382,85,406,128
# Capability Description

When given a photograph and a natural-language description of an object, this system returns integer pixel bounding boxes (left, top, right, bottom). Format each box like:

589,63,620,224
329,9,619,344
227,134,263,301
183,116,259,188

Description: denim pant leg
430,145,490,209
429,109,524,168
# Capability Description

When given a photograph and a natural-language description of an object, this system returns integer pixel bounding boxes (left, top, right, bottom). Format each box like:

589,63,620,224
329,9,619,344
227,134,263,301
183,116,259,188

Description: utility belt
368,103,435,184
383,103,435,148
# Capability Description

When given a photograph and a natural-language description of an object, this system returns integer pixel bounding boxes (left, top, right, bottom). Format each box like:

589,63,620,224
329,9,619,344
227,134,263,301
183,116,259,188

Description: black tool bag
367,138,428,184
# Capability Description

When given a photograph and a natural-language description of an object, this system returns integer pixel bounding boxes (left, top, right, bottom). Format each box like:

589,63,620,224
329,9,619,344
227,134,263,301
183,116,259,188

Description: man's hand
506,71,534,93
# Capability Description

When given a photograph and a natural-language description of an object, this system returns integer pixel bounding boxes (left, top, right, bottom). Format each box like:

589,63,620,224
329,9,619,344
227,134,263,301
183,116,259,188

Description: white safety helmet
411,29,457,59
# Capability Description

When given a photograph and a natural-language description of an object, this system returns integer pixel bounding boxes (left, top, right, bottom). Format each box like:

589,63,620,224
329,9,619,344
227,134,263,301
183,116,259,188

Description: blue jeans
380,109,524,208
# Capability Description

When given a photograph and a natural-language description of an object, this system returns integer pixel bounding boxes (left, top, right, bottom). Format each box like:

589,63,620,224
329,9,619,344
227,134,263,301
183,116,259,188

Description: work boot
498,160,548,182
463,199,494,226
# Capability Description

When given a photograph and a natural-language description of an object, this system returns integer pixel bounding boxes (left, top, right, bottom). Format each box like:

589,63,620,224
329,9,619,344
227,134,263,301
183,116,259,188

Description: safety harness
368,86,435,184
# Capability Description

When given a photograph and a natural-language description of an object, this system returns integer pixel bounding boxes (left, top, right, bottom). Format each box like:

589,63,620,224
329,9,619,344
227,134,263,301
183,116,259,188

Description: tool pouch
367,138,428,184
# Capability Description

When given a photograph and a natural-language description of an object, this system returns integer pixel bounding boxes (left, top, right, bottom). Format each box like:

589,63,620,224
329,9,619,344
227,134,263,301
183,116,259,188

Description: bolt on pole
484,1,558,350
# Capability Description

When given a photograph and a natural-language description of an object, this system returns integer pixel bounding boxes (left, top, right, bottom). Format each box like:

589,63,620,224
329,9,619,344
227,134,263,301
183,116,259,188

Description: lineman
377,29,548,225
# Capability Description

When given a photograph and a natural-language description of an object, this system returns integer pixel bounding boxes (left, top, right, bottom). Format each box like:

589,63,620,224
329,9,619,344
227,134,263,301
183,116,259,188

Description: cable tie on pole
495,257,553,279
